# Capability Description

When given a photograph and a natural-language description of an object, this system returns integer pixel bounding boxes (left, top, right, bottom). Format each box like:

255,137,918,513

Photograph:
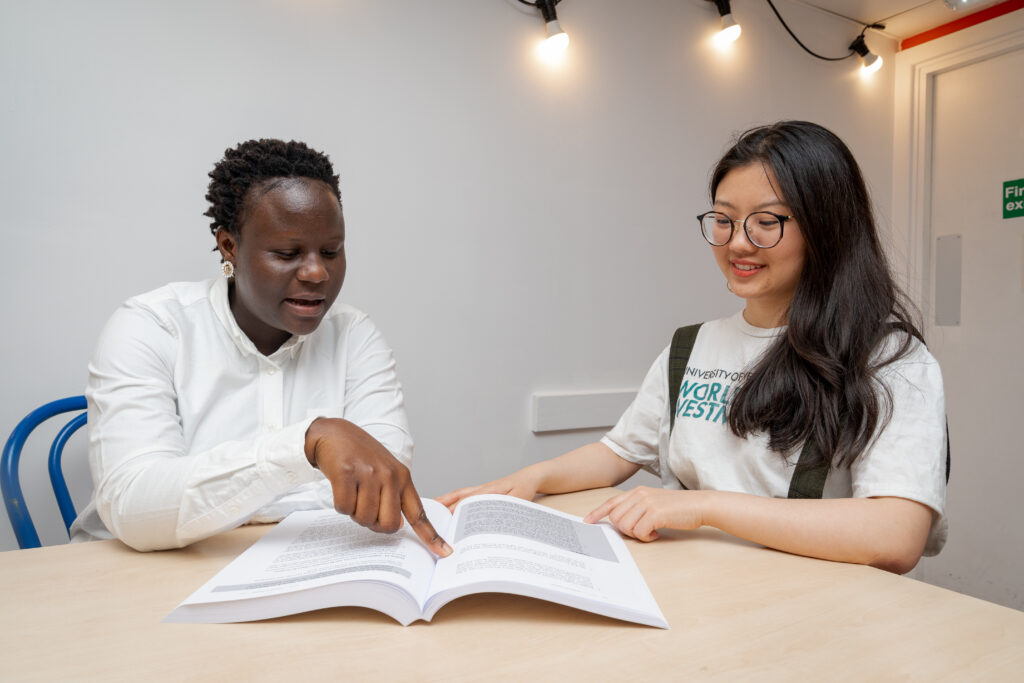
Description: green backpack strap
787,439,829,499
945,419,951,483
668,324,703,433
667,324,702,491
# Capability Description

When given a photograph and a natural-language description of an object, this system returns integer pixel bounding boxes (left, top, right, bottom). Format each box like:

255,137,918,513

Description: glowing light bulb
849,34,882,75
537,19,569,64
860,53,883,74
715,13,741,45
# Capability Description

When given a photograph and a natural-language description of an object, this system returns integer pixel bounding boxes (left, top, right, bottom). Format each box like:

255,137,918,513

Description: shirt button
266,367,277,375
229,505,240,516
287,471,298,482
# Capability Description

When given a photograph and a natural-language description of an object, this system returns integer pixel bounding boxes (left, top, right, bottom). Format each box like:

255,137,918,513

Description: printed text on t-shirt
676,366,751,425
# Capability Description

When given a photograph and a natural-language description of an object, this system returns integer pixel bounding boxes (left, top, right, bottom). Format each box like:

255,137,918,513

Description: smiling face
216,178,346,355
712,163,807,328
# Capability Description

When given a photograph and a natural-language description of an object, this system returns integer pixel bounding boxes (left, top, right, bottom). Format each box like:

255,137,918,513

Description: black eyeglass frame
696,210,793,249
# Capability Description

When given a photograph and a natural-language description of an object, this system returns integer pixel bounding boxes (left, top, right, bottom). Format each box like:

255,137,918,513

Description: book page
453,496,618,561
173,501,452,610
425,494,666,627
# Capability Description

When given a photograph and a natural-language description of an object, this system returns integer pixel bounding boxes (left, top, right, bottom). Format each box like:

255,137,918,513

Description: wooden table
3,488,1023,680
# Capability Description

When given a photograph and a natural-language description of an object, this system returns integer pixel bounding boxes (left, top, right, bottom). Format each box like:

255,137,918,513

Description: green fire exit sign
1006,178,1024,219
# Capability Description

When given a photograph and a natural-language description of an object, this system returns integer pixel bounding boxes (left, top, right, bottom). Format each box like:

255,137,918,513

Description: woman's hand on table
305,417,452,557
435,470,543,513
436,443,643,514
585,487,708,541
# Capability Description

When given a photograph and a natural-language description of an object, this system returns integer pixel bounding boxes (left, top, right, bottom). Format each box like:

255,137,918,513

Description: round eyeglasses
697,211,792,249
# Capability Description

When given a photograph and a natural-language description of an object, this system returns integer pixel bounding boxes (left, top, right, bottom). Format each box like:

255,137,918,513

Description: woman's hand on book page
585,487,707,542
435,470,542,513
305,418,453,557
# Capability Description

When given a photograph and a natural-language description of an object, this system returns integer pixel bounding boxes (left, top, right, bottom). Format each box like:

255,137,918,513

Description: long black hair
717,121,922,468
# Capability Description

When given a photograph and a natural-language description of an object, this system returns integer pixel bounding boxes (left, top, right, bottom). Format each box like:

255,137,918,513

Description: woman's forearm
588,487,935,573
436,442,642,510
701,491,934,573
527,442,641,495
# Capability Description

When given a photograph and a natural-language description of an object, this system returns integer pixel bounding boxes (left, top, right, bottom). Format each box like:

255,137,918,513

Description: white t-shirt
70,278,413,551
601,311,948,555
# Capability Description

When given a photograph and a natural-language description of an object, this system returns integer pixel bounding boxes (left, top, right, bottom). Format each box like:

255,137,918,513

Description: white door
914,40,1024,609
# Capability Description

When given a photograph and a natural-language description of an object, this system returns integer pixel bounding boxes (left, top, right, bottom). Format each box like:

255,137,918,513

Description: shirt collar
733,309,786,339
209,277,307,362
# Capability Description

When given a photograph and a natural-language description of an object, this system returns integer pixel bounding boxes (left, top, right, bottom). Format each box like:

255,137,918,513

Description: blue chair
2,396,87,549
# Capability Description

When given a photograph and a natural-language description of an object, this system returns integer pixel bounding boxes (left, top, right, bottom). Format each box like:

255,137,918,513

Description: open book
165,494,667,628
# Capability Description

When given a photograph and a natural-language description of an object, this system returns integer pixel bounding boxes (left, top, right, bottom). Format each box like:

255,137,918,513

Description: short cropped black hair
204,139,341,238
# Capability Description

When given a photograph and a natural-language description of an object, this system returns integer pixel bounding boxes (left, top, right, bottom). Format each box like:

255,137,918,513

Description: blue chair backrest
2,396,88,549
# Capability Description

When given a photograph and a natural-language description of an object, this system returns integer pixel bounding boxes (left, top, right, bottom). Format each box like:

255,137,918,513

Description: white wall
0,0,896,550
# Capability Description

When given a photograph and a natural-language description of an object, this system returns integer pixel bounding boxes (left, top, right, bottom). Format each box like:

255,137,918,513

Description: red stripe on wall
900,0,1024,51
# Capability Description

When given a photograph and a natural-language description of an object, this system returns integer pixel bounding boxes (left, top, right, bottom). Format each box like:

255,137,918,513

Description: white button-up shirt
70,278,413,551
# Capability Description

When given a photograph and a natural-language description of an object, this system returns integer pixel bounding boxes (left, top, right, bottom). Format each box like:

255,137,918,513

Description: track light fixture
519,0,569,60
849,33,882,74
763,0,886,74
710,0,741,44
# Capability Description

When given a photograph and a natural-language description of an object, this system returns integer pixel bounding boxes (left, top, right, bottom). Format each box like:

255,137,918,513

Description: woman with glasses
440,121,946,573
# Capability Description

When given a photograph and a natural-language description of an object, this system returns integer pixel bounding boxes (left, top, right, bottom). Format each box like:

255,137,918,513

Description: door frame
892,11,1024,314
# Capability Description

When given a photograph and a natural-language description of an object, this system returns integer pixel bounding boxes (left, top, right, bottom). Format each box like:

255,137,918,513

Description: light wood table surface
3,488,1023,681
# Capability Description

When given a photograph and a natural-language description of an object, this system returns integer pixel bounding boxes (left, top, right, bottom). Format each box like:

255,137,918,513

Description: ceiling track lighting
709,0,742,44
518,0,569,57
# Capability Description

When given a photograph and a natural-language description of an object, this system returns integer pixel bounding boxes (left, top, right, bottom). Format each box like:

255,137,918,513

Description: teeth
734,264,761,271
